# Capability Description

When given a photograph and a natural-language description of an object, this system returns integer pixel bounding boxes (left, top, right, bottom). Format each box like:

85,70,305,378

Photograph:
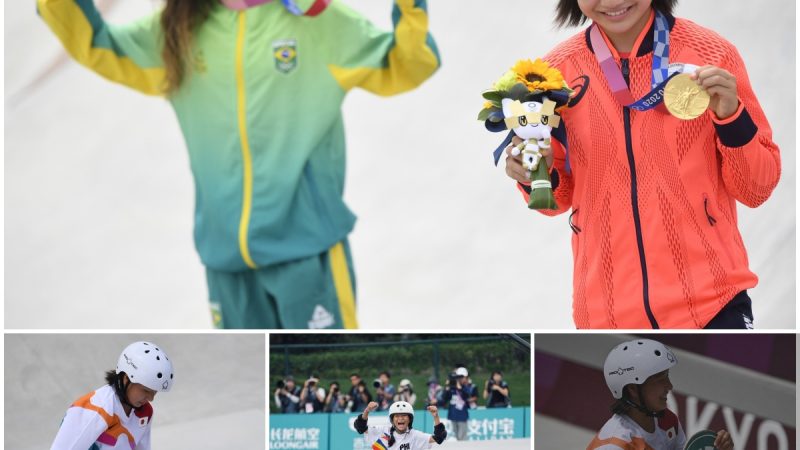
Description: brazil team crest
272,39,298,74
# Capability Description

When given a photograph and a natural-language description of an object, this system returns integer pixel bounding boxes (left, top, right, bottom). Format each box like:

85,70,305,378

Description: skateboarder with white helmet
588,338,733,450
50,341,174,450
355,400,447,449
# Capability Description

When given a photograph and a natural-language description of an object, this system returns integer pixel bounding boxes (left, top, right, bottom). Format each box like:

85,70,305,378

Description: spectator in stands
323,381,345,413
483,371,511,408
394,379,417,407
274,375,301,413
441,367,477,441
426,375,442,406
299,374,326,413
375,371,396,411
346,373,373,413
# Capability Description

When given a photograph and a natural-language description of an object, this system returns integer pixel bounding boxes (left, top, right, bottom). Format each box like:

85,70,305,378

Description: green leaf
477,108,491,121
508,83,530,101
482,90,504,102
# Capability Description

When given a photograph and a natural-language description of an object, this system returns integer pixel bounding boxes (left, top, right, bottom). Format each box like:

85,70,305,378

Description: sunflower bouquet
479,59,573,210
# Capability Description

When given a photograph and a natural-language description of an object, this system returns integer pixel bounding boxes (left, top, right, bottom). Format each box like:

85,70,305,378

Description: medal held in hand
478,59,573,210
663,73,710,120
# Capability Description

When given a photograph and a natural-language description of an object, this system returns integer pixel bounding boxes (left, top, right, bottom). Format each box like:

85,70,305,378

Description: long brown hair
160,0,216,95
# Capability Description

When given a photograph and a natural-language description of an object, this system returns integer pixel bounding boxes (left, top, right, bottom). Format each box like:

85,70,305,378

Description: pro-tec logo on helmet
124,353,138,370
608,366,634,376
667,351,676,363
272,39,298,74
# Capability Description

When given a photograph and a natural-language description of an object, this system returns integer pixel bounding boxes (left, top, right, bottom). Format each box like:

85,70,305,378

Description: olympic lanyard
589,10,677,111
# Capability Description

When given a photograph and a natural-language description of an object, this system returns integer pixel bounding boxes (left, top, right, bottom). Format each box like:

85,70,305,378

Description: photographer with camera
441,367,477,441
345,373,373,413
323,381,345,413
374,371,396,411
426,376,443,407
483,371,511,408
299,374,326,413
394,379,417,407
274,376,301,413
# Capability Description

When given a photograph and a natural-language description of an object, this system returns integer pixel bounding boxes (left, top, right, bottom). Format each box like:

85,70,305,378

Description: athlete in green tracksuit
37,0,440,329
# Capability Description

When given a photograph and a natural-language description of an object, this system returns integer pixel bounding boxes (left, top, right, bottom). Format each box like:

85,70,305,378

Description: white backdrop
4,0,795,329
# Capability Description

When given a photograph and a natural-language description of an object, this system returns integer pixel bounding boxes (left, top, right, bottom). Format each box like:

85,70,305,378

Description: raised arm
37,0,166,95
427,405,447,445
324,0,440,96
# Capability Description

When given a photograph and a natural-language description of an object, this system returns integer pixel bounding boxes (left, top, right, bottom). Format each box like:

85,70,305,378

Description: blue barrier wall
270,413,329,449
270,408,529,449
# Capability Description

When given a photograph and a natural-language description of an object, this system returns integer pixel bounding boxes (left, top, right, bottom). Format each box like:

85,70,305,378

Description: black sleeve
432,422,447,444
354,414,368,434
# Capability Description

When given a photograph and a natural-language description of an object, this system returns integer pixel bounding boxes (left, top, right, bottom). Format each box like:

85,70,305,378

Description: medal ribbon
589,10,676,111
221,0,331,16
282,0,331,16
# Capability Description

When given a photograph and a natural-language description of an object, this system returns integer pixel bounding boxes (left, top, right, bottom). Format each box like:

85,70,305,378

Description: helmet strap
115,374,141,412
624,385,663,418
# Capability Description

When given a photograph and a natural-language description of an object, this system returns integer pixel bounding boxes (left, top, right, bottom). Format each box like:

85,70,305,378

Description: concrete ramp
4,334,266,450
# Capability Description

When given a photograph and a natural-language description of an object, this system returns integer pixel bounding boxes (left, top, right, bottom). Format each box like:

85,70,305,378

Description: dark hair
554,0,678,28
611,397,633,415
380,371,391,378
610,384,638,416
350,373,360,378
105,370,119,385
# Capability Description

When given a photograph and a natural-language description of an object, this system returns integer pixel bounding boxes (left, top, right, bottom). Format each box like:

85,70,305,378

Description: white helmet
116,341,174,392
389,401,415,427
604,339,676,399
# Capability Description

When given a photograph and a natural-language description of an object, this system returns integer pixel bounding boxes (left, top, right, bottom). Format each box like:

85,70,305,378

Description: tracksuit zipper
621,58,659,329
235,11,257,269
703,193,736,267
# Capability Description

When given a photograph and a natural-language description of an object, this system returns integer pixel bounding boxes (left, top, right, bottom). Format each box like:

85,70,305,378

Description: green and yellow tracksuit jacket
37,0,440,271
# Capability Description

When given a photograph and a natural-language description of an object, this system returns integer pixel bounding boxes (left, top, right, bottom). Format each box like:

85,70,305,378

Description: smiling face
577,0,652,50
391,413,411,432
629,370,672,411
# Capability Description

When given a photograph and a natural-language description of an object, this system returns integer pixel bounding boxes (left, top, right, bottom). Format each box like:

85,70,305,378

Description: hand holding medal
664,65,737,120
691,65,739,120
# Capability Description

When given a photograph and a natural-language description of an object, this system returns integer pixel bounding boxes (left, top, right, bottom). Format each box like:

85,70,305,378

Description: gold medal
664,73,710,120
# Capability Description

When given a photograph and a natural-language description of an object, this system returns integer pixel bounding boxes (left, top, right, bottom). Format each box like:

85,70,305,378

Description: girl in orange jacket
504,0,780,329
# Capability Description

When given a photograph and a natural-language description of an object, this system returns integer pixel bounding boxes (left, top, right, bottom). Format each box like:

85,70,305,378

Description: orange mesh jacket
517,12,780,328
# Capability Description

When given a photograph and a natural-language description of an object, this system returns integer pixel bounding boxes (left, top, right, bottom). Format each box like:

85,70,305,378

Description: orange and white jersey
51,385,153,450
587,410,685,450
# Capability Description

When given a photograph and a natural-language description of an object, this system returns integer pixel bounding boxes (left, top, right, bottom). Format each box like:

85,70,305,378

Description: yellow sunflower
512,58,564,92
482,100,494,110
